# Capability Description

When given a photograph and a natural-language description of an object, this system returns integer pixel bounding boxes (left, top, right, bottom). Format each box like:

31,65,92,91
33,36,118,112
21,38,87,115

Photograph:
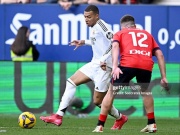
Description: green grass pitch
0,114,180,135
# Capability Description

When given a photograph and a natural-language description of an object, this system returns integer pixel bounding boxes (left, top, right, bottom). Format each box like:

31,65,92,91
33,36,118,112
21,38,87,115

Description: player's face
84,11,99,27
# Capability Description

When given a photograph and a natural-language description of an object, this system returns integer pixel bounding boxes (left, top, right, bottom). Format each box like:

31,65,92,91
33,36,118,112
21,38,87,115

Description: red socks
99,114,107,121
97,114,107,126
147,112,155,124
147,112,154,119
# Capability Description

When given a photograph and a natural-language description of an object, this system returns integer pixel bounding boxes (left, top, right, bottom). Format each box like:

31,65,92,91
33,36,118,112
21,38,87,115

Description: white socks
98,104,122,120
110,105,122,120
56,78,76,116
56,78,122,120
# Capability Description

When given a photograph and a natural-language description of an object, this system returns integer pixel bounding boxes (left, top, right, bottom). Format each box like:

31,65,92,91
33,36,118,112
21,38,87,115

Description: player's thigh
78,62,95,79
70,70,91,86
70,63,93,85
94,67,112,92
136,69,152,91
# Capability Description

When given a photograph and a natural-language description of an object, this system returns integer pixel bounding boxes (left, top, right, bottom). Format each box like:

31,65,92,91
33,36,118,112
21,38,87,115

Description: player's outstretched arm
154,49,169,92
111,42,123,80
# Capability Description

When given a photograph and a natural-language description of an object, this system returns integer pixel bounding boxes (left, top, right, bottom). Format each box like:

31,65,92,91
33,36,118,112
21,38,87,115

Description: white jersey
85,19,113,68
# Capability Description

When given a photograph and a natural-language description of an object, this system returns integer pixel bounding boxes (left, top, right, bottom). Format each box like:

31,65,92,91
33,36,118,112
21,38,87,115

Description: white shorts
79,62,112,92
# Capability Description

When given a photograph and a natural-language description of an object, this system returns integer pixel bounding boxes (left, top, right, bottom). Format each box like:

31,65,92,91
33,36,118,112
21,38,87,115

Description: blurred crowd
0,0,154,10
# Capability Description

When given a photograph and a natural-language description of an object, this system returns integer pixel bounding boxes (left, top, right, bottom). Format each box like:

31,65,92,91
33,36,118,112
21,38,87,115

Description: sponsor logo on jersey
129,49,151,56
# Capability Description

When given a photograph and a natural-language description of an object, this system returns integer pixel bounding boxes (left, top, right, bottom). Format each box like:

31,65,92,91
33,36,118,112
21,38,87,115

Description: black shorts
111,66,152,91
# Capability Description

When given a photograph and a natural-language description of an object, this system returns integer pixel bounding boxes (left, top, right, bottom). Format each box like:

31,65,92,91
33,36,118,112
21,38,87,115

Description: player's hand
160,78,170,94
100,62,107,71
69,40,84,50
111,67,123,80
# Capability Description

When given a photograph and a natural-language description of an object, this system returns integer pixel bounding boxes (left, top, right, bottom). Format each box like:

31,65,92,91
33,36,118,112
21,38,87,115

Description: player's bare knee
93,99,102,106
67,78,76,87
69,76,78,86
93,93,104,106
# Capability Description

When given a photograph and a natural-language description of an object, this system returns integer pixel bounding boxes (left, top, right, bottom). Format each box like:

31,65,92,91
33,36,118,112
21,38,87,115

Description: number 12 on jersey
129,32,148,47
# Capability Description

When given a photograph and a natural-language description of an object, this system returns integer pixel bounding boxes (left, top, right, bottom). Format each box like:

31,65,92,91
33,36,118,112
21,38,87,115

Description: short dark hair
120,15,135,24
85,5,99,14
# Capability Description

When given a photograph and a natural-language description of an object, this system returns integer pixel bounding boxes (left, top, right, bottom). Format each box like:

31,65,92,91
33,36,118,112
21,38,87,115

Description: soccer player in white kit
40,5,128,130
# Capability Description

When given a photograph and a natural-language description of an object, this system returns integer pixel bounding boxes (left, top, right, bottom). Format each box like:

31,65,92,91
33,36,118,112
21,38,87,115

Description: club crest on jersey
106,32,113,40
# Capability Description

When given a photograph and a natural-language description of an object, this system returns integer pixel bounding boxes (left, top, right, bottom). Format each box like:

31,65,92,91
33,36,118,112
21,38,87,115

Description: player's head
84,5,99,27
120,14,136,29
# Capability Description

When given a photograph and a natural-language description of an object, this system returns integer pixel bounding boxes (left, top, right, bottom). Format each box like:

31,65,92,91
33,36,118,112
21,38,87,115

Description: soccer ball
18,112,36,129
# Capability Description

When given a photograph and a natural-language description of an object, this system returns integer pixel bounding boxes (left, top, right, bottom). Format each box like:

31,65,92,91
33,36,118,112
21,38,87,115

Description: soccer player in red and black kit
92,14,169,133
